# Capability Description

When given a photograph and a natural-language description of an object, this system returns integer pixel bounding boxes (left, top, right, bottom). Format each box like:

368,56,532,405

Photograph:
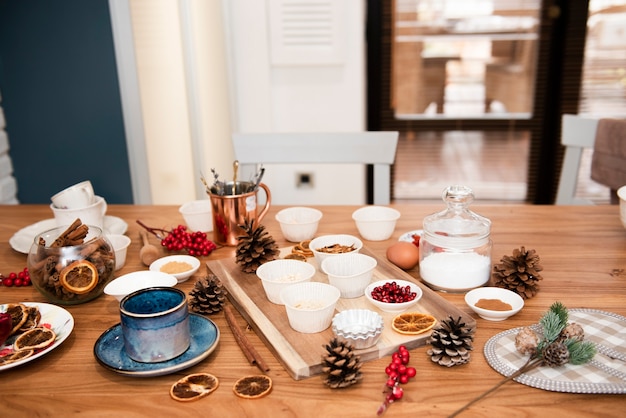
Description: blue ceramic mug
120,287,190,363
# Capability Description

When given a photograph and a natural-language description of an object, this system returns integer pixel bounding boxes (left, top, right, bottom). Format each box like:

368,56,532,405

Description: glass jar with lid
419,185,492,292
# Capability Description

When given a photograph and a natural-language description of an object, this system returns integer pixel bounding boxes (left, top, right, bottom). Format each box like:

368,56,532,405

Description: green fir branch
539,310,565,343
565,340,597,365
549,301,569,328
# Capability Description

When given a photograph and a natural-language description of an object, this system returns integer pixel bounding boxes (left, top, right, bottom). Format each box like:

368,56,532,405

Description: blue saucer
94,313,219,377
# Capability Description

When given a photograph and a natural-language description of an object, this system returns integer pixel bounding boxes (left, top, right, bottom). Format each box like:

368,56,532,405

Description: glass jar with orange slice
27,224,116,305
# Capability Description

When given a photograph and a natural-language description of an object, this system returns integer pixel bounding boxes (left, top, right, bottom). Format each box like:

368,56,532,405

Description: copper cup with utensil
208,181,271,246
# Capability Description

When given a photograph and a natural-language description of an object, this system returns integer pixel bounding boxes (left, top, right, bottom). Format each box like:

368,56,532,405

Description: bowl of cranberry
365,279,422,314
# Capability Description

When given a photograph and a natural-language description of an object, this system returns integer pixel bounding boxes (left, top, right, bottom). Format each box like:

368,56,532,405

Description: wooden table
0,204,625,417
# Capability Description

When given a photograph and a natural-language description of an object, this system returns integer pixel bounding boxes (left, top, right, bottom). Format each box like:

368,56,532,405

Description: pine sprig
539,311,564,346
450,301,596,417
549,301,569,328
565,340,597,365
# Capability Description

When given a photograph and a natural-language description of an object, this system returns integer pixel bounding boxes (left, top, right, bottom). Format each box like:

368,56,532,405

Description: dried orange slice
233,375,272,399
391,312,437,335
0,349,34,365
170,373,219,402
13,327,56,351
6,303,28,336
60,260,98,294
19,306,42,332
284,253,307,262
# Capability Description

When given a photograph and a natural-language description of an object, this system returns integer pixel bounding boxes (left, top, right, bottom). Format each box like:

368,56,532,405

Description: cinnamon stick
223,305,270,372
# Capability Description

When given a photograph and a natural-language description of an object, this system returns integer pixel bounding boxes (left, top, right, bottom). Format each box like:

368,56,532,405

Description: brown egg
386,241,420,270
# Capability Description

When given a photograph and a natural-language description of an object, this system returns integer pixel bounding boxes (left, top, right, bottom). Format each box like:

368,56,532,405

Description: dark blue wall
0,0,133,204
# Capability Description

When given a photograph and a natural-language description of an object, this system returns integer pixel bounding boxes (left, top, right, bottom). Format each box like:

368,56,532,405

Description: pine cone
236,220,279,273
492,246,543,299
542,341,570,367
514,326,539,356
188,273,227,315
558,322,584,343
321,338,363,389
427,316,474,367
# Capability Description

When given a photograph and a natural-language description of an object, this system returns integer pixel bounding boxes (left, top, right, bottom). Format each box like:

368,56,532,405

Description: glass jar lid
422,185,491,248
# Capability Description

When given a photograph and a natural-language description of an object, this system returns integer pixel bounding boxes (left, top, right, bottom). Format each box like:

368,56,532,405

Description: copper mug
208,181,271,246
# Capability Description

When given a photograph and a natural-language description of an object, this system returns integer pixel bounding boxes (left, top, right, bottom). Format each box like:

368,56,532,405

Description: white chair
232,132,398,205
555,114,599,205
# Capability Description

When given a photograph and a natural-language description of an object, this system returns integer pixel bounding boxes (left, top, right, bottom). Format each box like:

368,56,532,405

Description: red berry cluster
371,281,417,303
0,268,32,287
160,225,217,256
377,345,416,415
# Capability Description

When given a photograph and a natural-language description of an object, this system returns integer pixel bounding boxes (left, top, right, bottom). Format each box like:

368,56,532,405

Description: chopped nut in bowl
332,309,384,349
309,234,363,273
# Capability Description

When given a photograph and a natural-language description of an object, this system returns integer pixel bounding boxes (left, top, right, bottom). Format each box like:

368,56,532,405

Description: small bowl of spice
464,287,524,321
149,255,201,283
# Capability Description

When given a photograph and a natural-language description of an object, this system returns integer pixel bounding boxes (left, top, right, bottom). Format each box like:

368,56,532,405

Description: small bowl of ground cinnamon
464,287,524,321
149,255,201,283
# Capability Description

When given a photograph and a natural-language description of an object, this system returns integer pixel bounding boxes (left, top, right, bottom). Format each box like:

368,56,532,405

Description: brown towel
590,118,626,191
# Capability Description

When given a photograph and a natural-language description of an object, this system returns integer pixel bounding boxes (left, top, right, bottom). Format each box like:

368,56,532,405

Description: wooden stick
223,305,270,373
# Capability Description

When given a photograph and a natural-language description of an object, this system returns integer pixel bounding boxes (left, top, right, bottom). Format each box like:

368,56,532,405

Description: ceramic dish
93,314,219,377
9,216,129,254
465,287,524,321
398,229,423,243
364,279,423,313
149,255,201,283
0,302,75,372
104,271,178,302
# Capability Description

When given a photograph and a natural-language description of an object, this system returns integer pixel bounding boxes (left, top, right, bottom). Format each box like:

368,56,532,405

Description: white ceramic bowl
149,255,201,283
365,279,423,313
256,259,316,304
309,234,363,272
280,282,341,333
332,309,384,349
179,199,213,232
321,253,377,299
352,206,401,241
107,234,131,271
464,287,524,321
275,207,323,242
104,270,178,302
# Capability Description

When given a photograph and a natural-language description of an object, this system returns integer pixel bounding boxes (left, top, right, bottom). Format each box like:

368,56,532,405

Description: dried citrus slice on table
170,373,219,402
60,260,98,294
14,327,56,351
391,312,437,335
233,375,272,399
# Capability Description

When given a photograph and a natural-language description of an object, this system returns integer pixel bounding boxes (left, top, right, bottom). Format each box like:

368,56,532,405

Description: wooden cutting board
206,247,475,380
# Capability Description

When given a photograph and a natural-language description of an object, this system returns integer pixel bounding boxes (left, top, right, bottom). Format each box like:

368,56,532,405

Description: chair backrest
555,114,599,205
232,132,399,205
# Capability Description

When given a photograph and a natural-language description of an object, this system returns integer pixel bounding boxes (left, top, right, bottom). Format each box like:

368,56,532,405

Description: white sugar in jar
419,185,492,292
419,252,492,291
